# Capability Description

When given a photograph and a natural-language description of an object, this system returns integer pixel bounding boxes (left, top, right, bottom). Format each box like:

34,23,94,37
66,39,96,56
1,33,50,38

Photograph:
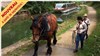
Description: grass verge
2,18,32,48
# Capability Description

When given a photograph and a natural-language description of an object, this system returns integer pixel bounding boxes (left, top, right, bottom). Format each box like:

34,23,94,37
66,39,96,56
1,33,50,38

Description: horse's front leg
33,41,39,56
46,38,52,55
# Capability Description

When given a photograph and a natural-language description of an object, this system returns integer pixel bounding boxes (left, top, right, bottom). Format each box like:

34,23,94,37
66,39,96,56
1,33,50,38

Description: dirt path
22,6,97,56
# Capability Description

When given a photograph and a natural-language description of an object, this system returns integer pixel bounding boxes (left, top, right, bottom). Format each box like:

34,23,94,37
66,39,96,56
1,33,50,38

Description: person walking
74,16,87,53
83,14,90,39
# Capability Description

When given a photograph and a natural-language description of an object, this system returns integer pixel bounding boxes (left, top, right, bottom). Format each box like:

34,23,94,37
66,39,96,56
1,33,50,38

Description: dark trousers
85,25,89,39
85,28,88,39
75,33,85,50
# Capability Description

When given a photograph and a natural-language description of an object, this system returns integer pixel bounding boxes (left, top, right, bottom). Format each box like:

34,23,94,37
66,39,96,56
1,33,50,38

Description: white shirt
84,18,90,25
76,22,87,34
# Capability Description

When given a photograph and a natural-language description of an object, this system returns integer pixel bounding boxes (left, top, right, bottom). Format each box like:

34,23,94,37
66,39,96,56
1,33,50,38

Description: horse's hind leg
46,38,52,55
53,30,57,45
33,41,39,56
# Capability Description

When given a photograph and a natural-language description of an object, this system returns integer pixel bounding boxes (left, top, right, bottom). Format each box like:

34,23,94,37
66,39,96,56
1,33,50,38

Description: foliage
22,2,55,15
2,19,32,48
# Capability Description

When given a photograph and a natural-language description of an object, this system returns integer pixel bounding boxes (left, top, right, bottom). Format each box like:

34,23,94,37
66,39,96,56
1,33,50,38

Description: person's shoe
86,36,88,39
73,49,78,53
86,38,88,40
80,48,83,50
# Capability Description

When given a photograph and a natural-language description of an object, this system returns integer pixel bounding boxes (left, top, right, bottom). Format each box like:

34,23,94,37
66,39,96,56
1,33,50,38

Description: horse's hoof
46,54,51,56
46,52,51,55
33,53,37,56
53,40,57,45
46,53,51,56
46,48,52,56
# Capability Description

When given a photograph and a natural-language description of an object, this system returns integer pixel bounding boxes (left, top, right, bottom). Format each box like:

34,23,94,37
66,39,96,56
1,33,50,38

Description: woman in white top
83,14,90,39
74,16,87,53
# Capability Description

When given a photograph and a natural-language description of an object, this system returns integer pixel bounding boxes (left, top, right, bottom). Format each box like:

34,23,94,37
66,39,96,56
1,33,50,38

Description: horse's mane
30,13,50,37
32,16,39,28
31,13,49,32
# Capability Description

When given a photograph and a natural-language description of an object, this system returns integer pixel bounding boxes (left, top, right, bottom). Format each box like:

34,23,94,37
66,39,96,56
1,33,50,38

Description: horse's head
31,14,48,42
30,15,41,41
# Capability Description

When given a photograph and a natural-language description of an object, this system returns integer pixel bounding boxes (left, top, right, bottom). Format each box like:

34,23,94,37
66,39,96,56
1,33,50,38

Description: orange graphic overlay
0,0,28,28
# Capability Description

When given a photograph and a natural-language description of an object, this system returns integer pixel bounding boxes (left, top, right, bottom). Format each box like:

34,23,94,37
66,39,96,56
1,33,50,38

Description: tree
22,1,55,15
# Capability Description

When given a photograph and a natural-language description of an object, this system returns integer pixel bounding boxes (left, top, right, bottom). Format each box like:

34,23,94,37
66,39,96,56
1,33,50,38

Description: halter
33,28,44,37
32,15,48,37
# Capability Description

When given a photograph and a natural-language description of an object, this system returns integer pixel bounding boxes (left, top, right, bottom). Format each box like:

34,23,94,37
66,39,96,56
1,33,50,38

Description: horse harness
31,14,52,37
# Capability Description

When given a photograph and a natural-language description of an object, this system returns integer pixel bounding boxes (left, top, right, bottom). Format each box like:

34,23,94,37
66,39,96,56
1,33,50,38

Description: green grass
2,18,32,48
77,3,100,56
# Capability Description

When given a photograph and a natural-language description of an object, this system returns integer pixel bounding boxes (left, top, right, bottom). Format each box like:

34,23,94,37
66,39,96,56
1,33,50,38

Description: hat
84,14,87,16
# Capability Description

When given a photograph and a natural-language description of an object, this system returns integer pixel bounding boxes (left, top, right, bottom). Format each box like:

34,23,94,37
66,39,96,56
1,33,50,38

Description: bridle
32,14,50,37
33,28,44,37
32,18,46,37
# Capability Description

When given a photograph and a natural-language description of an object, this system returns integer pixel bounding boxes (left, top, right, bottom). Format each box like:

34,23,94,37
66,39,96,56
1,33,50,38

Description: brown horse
30,13,58,56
